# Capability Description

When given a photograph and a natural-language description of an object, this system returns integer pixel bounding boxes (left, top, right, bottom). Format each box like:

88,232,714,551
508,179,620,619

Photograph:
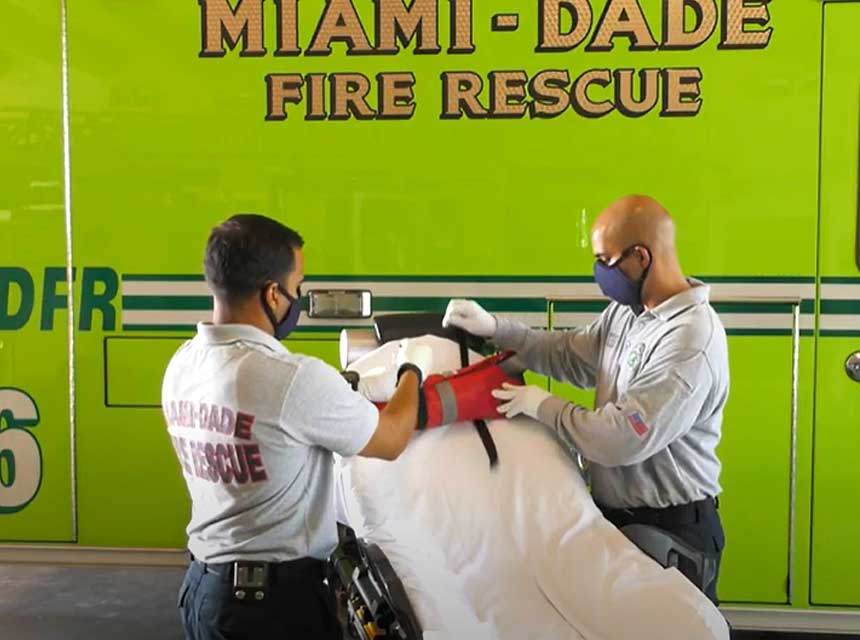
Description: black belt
191,556,325,584
599,497,719,529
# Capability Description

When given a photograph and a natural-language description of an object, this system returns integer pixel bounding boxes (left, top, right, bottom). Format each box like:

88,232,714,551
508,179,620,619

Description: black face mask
261,283,301,340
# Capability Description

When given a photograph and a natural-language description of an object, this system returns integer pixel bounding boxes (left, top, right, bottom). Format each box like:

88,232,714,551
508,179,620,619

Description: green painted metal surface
0,0,73,541
811,1,860,607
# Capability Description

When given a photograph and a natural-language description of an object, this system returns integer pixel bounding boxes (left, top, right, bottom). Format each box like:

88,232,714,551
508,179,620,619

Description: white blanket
337,336,729,640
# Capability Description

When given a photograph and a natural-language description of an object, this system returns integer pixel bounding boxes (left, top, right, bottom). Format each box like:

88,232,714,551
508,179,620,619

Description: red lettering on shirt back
219,407,235,435
234,412,255,440
175,438,267,486
163,399,266,486
245,444,268,483
198,403,209,430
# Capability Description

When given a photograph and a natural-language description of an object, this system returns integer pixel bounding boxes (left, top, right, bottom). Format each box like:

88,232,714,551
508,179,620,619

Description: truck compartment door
811,0,860,607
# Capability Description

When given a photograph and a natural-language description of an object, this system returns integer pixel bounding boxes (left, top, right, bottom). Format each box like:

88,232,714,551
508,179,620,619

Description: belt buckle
233,561,269,602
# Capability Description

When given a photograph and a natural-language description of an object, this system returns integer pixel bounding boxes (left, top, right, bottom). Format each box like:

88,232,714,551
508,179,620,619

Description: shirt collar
195,322,286,353
646,278,710,322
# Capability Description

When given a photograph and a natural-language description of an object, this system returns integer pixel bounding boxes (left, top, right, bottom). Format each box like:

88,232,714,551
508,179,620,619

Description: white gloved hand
491,383,553,420
355,366,396,403
396,339,434,382
442,299,497,338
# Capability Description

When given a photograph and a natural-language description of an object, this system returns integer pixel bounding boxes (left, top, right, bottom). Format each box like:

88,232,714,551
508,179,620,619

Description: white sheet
337,336,729,640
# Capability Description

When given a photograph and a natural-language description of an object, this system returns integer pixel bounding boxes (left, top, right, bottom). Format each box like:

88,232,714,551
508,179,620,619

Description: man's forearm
494,316,598,388
371,370,421,460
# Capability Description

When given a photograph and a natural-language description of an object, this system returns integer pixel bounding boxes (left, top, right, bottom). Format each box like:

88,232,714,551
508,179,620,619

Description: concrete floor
0,564,856,640
0,565,184,640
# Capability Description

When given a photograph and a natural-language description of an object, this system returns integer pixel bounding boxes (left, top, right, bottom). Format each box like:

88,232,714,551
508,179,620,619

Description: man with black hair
163,214,429,640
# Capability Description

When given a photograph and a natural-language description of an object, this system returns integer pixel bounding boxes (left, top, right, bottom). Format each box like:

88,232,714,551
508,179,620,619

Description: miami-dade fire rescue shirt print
162,323,378,563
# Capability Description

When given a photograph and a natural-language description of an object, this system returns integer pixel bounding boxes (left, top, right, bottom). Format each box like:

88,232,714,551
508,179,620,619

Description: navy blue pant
178,559,342,640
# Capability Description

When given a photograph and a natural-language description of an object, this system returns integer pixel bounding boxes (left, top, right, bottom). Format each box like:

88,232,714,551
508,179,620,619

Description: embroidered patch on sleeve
626,411,649,437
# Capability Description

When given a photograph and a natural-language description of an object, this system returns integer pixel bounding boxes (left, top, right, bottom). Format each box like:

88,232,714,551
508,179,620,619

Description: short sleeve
281,357,378,456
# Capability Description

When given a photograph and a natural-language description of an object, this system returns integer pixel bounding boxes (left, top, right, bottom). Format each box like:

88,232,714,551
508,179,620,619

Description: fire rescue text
196,0,773,121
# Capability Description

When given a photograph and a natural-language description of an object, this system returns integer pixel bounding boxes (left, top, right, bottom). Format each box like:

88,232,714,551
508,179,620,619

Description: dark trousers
599,497,726,605
178,558,342,640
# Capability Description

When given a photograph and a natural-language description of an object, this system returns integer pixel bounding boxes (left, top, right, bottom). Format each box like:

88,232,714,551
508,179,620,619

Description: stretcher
330,318,730,640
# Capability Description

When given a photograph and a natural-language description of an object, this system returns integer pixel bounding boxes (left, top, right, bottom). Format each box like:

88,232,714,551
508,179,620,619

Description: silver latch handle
846,352,860,382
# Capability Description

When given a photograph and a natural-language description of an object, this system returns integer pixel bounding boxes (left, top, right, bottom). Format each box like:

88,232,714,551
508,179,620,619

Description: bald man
443,195,729,604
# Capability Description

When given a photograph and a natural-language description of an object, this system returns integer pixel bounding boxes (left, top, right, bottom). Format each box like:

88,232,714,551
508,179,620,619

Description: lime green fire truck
1,0,859,632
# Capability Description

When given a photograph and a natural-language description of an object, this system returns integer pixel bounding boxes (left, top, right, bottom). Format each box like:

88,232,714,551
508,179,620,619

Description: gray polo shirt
494,279,729,509
162,323,378,563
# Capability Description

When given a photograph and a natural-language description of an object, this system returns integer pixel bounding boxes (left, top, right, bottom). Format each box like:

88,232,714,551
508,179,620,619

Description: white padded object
337,336,729,640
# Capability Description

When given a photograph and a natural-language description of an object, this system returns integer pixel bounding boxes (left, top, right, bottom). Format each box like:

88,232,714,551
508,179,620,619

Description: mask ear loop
279,284,300,320
634,247,653,313
282,284,300,307
608,244,640,269
261,282,294,333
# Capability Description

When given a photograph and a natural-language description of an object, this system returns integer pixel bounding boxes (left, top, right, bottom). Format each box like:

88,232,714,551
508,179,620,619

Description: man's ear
636,246,652,270
262,282,279,307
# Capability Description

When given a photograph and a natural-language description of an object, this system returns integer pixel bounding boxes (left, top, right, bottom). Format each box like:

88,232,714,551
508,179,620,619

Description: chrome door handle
846,352,860,382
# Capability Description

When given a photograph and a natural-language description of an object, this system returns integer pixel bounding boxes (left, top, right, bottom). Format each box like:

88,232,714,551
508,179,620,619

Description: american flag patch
626,412,649,437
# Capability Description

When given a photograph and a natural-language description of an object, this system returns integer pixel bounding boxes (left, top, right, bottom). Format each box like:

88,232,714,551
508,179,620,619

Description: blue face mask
262,283,301,340
593,245,651,313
